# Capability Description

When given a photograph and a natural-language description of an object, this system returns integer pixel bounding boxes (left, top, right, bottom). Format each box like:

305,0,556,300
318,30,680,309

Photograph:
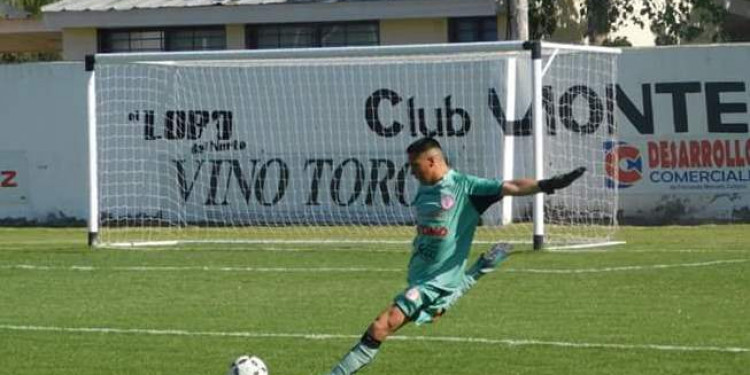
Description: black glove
538,167,586,194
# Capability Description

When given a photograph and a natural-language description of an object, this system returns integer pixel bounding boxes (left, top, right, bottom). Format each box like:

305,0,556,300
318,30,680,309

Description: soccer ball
228,355,269,375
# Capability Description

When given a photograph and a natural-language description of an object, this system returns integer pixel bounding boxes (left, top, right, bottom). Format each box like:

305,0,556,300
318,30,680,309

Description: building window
247,21,379,49
99,27,226,53
448,17,498,43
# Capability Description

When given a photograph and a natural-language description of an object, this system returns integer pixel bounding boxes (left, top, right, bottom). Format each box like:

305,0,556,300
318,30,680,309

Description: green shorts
393,283,461,325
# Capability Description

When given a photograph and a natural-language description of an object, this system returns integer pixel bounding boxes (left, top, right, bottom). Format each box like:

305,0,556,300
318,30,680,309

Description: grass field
0,225,748,375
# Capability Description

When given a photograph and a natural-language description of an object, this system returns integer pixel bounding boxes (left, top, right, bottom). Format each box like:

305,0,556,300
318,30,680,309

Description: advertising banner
611,45,750,222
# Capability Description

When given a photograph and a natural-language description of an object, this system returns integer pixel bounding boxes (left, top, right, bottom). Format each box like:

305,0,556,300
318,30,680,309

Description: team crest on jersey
440,194,455,210
405,287,421,302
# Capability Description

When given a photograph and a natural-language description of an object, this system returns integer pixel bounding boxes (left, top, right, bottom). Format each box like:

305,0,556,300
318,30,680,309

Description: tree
529,0,727,45
639,0,727,45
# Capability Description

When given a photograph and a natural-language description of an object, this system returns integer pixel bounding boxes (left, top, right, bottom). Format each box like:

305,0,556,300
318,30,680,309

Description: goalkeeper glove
538,167,586,195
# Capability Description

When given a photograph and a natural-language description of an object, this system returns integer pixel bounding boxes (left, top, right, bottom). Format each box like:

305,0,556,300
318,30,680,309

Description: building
42,0,510,61
0,2,60,53
1,0,746,60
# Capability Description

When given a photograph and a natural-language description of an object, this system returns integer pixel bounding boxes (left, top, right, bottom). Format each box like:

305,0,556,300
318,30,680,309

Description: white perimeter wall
0,44,748,225
0,62,88,223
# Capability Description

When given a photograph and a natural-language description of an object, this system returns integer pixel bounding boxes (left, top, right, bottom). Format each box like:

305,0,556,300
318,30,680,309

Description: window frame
246,21,380,49
98,26,227,53
448,16,498,43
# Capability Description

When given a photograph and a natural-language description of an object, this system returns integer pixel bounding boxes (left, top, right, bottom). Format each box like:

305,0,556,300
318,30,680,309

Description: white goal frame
86,41,622,249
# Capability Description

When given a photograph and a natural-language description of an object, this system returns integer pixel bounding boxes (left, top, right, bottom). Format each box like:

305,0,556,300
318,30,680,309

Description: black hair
406,137,442,155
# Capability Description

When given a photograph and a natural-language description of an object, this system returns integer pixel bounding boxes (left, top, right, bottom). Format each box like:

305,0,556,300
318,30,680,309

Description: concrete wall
0,19,61,53
62,28,96,61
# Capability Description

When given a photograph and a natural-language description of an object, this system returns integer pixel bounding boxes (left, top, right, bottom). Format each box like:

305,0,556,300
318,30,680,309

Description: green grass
0,225,748,375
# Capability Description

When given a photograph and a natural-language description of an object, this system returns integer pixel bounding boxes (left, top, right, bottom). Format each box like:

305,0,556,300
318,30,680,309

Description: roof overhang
43,0,503,29
0,19,61,53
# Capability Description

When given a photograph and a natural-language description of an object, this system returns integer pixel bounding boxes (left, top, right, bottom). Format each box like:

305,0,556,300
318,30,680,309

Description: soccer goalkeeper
326,137,586,375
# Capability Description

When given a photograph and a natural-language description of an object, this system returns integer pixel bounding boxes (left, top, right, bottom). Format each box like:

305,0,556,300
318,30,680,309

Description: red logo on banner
604,141,643,188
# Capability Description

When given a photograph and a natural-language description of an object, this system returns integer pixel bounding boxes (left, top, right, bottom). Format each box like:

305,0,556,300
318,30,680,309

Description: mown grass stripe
0,324,746,354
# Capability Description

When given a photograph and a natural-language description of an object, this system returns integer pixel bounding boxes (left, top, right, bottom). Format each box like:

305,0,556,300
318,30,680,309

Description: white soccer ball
228,355,269,375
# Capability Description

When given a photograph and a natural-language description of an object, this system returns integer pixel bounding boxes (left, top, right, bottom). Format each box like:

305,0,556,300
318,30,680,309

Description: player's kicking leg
327,304,408,375
438,243,514,314
465,242,513,281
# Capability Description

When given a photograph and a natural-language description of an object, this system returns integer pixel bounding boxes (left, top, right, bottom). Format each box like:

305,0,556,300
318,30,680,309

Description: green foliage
528,0,558,40
641,0,727,44
0,51,61,64
529,0,728,45
601,36,633,47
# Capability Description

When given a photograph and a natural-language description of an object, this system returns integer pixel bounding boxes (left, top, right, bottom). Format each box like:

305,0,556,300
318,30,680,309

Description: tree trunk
509,0,529,40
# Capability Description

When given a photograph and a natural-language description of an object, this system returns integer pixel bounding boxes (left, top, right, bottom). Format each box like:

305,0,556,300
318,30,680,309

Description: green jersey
408,169,503,290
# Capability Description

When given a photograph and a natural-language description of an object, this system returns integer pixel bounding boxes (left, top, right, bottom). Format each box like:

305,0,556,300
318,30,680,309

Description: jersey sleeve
464,174,504,214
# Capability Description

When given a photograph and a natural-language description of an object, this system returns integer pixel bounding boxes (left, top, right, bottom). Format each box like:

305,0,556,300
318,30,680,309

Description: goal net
87,41,620,248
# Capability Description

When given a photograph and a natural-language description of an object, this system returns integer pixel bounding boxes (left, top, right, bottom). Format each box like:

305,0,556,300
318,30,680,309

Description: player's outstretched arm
502,167,586,197
501,178,541,196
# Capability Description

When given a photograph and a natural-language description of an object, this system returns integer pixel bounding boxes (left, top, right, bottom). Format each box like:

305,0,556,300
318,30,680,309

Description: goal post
86,41,621,249
86,54,99,247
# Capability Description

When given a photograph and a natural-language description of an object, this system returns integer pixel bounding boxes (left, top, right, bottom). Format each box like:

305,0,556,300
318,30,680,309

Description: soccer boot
467,242,512,277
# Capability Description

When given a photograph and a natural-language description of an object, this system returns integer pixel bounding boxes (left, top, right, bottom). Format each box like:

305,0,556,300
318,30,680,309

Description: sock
328,332,382,375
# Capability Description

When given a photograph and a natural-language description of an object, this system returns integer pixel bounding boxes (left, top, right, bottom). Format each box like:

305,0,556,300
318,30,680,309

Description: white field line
621,249,750,253
548,248,750,254
116,246,412,253
0,264,403,273
504,259,750,274
106,246,750,254
1,259,747,274
0,324,746,354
